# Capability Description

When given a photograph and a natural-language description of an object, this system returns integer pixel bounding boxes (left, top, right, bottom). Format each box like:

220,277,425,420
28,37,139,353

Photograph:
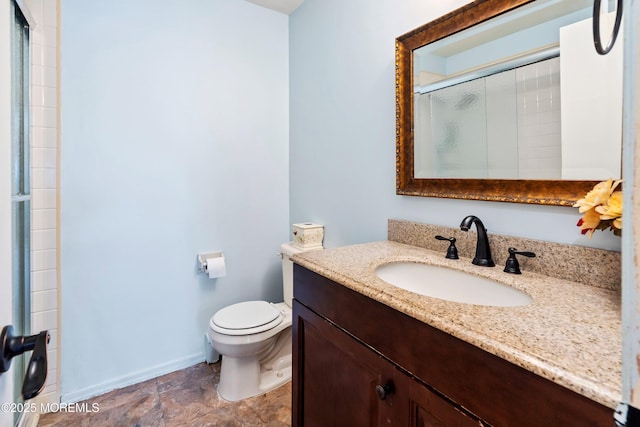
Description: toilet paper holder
198,252,224,273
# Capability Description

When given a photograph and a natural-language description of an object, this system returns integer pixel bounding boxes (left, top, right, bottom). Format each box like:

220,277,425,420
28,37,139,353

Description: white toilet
206,242,317,401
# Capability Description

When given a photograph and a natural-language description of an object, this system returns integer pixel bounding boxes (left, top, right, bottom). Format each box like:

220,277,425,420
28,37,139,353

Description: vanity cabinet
293,300,482,426
292,264,613,427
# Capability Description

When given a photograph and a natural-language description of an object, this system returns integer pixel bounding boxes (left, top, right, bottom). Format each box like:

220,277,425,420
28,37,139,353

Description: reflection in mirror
396,0,624,205
413,0,591,87
415,56,562,179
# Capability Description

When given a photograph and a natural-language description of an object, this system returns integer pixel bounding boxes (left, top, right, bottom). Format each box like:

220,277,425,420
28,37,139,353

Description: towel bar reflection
593,0,623,55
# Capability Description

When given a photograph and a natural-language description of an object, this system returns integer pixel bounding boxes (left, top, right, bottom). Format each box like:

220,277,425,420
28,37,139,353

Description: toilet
206,242,318,401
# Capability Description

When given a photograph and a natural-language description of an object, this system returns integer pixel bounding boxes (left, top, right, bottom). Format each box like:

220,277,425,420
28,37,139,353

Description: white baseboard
60,352,204,404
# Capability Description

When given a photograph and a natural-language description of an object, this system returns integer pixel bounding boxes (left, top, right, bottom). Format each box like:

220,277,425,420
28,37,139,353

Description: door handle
1,325,50,400
375,382,394,400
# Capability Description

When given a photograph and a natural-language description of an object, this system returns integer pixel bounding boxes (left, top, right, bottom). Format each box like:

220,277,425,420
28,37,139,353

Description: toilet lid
212,301,282,334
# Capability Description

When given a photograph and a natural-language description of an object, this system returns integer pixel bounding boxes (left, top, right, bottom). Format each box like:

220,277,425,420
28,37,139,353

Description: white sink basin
375,262,532,307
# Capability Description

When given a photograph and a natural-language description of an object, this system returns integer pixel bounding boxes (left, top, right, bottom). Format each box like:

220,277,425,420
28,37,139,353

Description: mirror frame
395,0,599,206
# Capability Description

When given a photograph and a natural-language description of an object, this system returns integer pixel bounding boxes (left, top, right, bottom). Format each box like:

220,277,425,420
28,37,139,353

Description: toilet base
217,328,292,402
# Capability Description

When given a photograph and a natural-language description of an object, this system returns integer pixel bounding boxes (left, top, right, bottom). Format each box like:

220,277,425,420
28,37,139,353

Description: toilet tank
281,242,321,307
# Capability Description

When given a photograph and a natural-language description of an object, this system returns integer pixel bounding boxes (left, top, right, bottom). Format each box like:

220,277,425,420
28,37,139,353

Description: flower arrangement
573,178,622,237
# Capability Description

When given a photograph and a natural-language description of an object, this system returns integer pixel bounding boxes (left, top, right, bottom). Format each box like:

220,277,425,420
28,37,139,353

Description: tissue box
293,223,324,249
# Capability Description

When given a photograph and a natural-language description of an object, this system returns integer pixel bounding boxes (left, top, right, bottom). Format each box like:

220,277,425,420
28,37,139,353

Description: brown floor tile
38,363,291,427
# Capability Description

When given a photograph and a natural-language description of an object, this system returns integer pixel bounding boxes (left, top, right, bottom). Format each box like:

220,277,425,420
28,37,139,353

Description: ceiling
244,0,304,15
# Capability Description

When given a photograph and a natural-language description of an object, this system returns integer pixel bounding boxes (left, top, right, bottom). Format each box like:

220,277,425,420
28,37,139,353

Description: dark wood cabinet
405,376,484,427
293,301,402,426
293,301,481,427
292,264,613,427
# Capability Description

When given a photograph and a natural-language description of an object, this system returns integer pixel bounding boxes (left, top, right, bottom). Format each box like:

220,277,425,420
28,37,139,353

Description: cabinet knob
375,382,394,400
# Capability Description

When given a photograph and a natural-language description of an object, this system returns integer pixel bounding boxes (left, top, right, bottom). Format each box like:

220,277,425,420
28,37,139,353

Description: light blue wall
289,0,621,252
60,0,289,401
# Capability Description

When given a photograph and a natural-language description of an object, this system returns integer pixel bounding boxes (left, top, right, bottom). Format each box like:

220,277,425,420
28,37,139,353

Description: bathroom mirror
396,0,623,205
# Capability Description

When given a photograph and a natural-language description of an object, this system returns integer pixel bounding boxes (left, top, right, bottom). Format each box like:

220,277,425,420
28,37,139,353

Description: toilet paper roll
206,255,226,279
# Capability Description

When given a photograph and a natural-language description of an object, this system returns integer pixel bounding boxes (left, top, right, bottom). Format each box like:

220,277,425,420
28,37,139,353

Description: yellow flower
574,179,623,237
596,190,623,230
573,178,622,213
577,208,602,237
613,217,622,230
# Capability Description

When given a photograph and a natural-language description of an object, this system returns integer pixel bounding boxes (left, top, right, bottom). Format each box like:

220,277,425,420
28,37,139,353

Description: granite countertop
292,240,622,409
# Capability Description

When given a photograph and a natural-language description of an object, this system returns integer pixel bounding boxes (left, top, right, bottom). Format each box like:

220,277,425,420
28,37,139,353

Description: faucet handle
435,236,459,259
503,247,536,274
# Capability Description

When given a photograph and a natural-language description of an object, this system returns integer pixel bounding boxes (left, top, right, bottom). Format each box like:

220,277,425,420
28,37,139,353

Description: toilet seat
211,301,283,336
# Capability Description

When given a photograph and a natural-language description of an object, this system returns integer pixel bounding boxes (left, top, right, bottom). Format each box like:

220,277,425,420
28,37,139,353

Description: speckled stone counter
292,240,621,409
388,219,621,291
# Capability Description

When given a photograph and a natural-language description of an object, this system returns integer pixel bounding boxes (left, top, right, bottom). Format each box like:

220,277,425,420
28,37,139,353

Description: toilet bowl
206,242,319,402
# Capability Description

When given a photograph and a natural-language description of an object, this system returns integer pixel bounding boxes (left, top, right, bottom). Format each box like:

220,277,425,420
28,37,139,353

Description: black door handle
1,325,50,400
375,382,394,400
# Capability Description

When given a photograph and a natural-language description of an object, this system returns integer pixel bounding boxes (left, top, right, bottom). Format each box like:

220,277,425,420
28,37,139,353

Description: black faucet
459,215,495,267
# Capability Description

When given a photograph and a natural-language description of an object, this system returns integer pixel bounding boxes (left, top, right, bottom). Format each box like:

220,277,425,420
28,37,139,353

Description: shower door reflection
414,56,562,179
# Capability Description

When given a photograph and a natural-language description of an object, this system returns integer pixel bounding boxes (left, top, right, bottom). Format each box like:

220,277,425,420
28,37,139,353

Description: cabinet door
293,301,407,427
406,376,484,427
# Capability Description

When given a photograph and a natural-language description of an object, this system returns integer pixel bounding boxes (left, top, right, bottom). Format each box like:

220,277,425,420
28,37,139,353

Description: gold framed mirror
395,0,621,206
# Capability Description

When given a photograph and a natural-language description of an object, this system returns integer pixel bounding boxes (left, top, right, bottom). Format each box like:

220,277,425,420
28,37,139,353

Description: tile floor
38,362,291,427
